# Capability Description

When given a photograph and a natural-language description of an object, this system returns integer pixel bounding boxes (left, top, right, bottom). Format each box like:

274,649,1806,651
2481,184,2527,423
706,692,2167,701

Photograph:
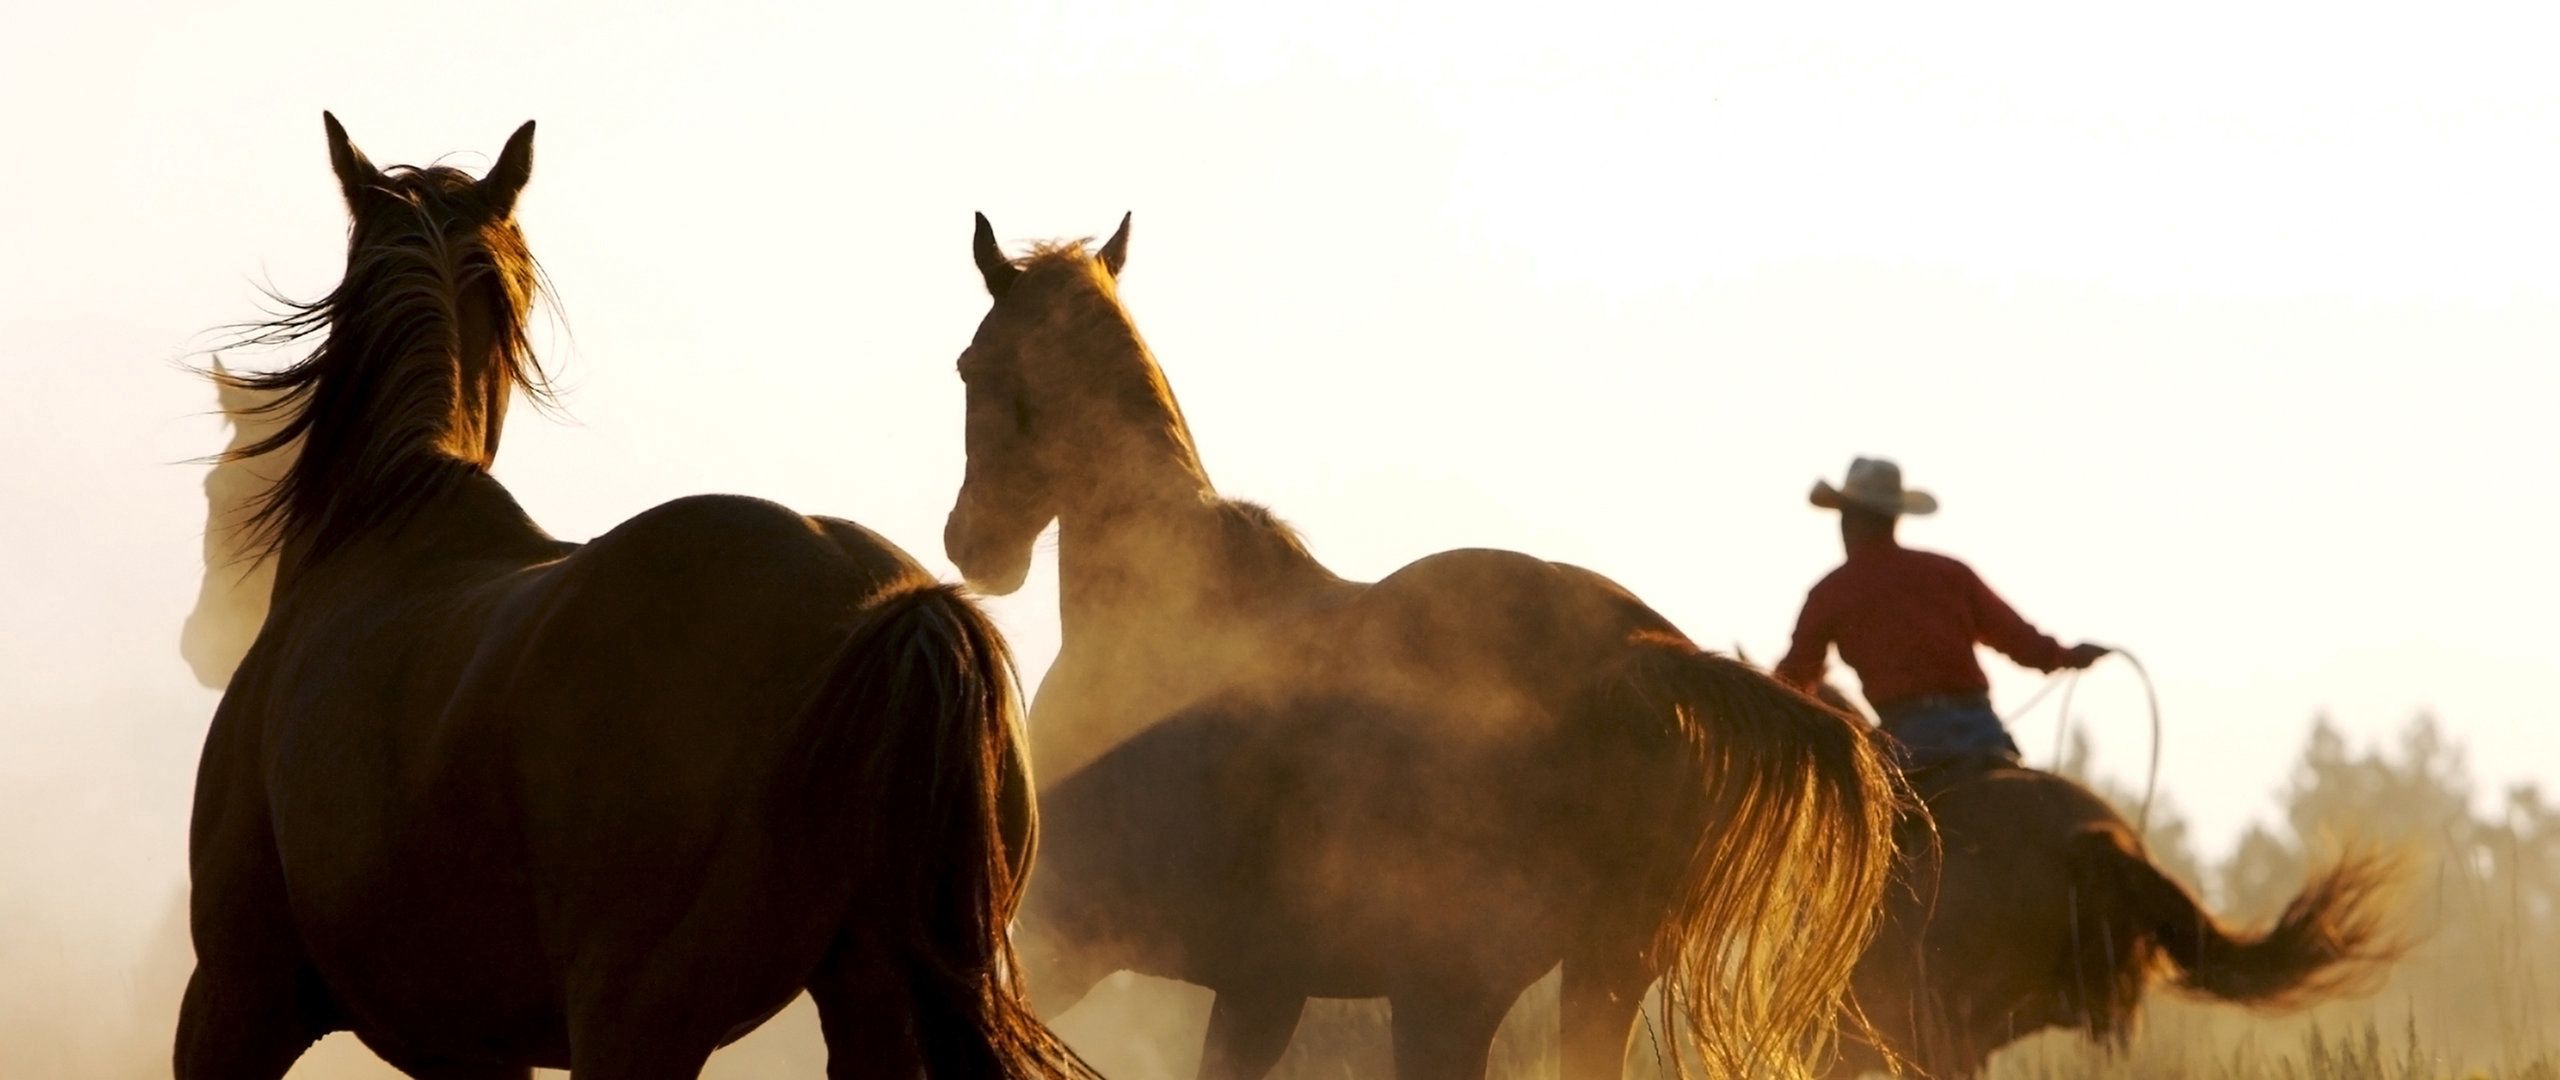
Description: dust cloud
16,366,2550,1080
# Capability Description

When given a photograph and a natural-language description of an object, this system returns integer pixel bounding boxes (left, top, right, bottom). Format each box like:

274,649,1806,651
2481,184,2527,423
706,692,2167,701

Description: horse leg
565,1026,720,1080
1387,981,1513,1080
1016,926,1116,1019
176,782,330,1080
809,944,925,1080
397,1062,535,1080
1197,987,1307,1080
172,961,326,1080
561,969,727,1080
1559,948,1656,1080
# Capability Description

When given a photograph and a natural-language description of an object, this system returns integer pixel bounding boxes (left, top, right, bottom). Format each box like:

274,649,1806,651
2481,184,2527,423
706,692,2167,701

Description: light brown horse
179,357,288,690
942,215,1906,1080
181,115,1085,1080
1807,688,2402,1078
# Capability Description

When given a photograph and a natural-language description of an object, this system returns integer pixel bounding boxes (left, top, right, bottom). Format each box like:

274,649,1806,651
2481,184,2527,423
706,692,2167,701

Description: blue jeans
1877,695,2021,771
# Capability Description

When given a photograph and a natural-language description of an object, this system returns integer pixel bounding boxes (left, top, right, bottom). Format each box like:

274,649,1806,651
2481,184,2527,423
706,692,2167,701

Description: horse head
945,212,1206,595
210,113,550,578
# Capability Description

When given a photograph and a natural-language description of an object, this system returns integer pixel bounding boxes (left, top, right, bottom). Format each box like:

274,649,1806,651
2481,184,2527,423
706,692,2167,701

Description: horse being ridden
942,214,1905,1080
1774,457,2110,774
1832,759,2403,1078
1766,464,2402,1076
180,115,1084,1080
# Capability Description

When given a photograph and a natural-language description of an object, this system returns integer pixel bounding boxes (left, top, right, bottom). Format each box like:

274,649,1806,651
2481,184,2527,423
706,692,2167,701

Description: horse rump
783,582,1093,1080
2065,826,2402,1042
1614,640,1909,1077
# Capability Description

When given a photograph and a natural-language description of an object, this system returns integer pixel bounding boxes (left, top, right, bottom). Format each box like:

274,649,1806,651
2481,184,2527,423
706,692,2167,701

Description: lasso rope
2011,648,2164,840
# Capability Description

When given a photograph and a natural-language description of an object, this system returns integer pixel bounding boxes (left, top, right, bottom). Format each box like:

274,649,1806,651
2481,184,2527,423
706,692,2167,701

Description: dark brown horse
943,215,1906,1080
181,115,1084,1080
1809,689,2402,1078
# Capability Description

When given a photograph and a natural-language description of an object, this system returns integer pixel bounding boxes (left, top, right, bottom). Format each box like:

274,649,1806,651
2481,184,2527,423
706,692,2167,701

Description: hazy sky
4,0,2555,1069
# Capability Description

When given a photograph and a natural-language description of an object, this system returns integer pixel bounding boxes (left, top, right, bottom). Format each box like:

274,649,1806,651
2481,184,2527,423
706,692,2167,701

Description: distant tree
2211,714,2558,1067
1992,713,2557,1078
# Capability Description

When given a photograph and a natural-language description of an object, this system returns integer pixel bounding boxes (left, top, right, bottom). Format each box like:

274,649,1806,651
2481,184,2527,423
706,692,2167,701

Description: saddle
1891,751,2031,852
1900,749,2020,800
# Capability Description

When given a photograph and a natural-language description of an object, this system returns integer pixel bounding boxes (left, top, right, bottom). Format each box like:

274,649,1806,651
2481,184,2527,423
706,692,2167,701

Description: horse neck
444,289,516,464
1033,288,1342,638
1054,489,1334,649
269,293,551,590
273,466,553,593
1054,492,1206,636
1039,315,1211,608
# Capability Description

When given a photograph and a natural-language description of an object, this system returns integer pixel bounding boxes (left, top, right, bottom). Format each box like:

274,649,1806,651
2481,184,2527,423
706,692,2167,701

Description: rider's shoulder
1806,559,1859,595
1898,546,1982,578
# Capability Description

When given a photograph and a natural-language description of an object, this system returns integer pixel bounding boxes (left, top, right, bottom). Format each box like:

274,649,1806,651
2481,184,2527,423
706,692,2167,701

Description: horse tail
1621,640,1908,1078
790,582,1093,1079
2065,828,2402,1040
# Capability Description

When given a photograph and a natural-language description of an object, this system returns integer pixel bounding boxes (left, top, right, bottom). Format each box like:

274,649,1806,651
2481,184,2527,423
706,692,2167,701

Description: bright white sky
4,0,2555,1069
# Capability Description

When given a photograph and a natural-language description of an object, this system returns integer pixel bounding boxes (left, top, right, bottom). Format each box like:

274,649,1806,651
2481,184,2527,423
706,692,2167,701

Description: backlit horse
181,115,1083,1080
178,358,288,690
943,214,1905,1080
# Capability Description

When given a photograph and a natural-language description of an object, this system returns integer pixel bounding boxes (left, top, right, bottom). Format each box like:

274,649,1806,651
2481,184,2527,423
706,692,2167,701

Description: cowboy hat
1810,456,1938,516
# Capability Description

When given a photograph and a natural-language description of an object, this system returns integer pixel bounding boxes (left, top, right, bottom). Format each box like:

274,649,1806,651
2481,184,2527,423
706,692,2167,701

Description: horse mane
1002,242,1211,495
1207,499,1328,583
210,163,552,565
1008,242,1334,591
200,365,293,567
1015,238,1102,267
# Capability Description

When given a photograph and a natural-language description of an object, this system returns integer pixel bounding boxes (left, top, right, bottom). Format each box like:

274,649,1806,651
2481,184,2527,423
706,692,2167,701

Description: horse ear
973,212,1021,298
1097,212,1132,277
322,111,381,209
209,357,258,415
482,120,536,217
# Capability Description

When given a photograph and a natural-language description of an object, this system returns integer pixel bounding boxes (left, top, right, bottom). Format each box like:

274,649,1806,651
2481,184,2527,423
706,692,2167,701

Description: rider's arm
1965,565,2074,672
1774,585,1835,691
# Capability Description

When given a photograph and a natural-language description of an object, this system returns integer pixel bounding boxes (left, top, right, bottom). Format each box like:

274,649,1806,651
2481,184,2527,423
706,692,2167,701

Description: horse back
1854,767,2149,1069
1340,548,1686,698
1906,767,2134,915
1032,688,1597,994
241,493,925,798
1025,552,1702,992
1929,767,2129,839
433,495,940,901
212,492,936,1051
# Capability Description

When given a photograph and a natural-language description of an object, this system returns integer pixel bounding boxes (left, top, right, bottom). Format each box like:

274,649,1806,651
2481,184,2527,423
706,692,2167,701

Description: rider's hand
2064,643,2111,669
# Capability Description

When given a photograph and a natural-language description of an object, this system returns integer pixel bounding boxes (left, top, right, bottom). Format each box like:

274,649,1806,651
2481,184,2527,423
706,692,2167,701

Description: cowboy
1776,457,2108,770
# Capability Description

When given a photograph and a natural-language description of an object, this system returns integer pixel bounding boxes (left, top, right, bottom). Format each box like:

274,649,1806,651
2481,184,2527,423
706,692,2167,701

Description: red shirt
1776,539,2071,707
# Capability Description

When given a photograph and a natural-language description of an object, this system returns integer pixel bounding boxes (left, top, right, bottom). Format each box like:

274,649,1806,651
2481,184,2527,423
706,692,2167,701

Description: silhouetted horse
943,214,1905,1080
181,115,1084,1080
179,358,288,690
1806,686,2402,1078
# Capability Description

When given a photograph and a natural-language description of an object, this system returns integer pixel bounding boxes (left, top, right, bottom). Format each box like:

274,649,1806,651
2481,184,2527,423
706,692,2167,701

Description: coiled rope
2005,647,2164,840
